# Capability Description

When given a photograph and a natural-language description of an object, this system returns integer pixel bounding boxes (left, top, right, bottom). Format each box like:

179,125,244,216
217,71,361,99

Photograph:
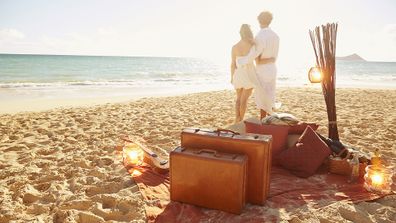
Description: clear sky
0,0,395,63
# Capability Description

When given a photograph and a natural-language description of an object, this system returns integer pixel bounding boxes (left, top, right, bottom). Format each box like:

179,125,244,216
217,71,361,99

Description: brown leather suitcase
181,128,272,205
170,147,247,214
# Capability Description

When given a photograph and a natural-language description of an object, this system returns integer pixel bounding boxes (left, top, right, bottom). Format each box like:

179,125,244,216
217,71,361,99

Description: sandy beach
1,87,395,222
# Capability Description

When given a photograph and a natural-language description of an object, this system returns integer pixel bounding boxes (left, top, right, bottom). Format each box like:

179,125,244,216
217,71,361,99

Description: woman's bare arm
231,46,237,83
255,57,276,65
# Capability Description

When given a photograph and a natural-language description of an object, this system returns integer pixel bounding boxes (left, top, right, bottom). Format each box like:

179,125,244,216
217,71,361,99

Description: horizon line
0,52,201,60
0,52,395,63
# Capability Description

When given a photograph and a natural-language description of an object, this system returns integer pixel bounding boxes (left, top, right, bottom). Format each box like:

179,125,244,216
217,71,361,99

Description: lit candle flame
308,67,322,83
123,143,143,166
128,150,139,161
131,169,142,177
371,173,383,185
311,69,322,82
364,165,393,194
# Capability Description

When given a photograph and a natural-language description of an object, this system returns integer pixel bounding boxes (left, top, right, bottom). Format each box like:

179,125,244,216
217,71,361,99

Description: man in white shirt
237,11,280,120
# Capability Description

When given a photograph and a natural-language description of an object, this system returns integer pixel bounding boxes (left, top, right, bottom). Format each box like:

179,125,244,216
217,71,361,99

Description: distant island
336,53,366,61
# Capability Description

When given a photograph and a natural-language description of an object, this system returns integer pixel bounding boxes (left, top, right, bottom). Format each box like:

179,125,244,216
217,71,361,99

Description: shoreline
1,86,396,114
0,86,226,114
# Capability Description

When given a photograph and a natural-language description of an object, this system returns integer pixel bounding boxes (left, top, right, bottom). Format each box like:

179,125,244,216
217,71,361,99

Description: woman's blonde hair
240,24,254,42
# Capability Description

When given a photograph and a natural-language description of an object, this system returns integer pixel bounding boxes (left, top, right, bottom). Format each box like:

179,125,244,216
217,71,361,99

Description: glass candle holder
123,143,144,167
364,165,393,194
308,67,322,83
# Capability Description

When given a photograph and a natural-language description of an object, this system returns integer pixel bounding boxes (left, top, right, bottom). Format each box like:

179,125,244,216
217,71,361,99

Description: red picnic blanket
128,164,394,223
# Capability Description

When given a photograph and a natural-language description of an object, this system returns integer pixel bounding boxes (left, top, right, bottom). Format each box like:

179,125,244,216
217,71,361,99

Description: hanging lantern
364,165,393,194
308,67,322,83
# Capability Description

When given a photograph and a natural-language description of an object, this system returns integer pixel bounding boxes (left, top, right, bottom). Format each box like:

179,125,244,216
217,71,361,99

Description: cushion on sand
277,126,332,178
244,121,289,165
289,122,319,134
287,134,301,148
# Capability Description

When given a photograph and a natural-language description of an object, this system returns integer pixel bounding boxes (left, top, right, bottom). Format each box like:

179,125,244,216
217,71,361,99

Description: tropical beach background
1,0,395,222
1,0,396,112
1,55,395,113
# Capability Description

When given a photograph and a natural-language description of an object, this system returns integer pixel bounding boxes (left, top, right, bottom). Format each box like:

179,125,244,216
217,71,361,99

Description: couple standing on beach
231,11,279,123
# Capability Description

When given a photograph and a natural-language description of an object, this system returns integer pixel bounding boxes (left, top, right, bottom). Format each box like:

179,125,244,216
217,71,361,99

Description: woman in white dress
231,24,274,123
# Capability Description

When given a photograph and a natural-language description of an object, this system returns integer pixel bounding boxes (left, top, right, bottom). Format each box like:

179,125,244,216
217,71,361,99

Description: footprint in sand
20,185,42,204
17,152,37,164
33,159,52,169
73,159,91,169
36,173,64,184
33,182,52,192
36,147,57,156
92,157,114,167
59,199,95,211
26,203,50,215
8,134,21,141
4,143,30,152
92,194,119,209
338,205,372,223
87,196,141,222
79,211,105,223
85,182,124,197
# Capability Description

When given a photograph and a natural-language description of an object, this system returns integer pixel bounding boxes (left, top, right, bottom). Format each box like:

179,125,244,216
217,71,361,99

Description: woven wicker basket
328,148,367,177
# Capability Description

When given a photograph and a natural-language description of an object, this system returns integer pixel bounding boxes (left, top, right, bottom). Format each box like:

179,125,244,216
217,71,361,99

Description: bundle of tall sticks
309,23,339,141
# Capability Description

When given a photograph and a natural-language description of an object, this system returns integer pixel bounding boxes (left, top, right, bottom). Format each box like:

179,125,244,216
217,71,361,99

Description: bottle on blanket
371,148,382,166
349,153,360,183
317,133,345,155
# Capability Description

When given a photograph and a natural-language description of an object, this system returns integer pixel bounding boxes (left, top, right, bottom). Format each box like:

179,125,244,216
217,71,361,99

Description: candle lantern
123,143,144,167
364,165,393,194
308,67,322,83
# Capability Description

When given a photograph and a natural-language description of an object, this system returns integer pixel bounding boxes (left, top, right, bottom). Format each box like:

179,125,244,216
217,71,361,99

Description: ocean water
0,54,230,101
0,54,395,101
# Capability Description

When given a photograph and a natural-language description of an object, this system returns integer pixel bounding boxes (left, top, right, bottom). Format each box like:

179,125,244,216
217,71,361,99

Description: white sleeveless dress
234,28,280,115
236,49,279,115
232,56,256,89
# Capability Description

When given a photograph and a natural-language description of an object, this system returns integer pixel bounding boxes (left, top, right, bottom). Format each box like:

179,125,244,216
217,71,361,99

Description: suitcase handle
214,128,240,137
195,149,219,156
195,149,238,160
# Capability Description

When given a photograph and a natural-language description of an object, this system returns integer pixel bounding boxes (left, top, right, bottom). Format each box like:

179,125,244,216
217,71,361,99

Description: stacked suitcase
170,128,273,214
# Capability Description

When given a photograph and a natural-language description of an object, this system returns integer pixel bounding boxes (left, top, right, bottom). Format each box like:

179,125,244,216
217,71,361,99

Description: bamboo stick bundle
309,23,339,141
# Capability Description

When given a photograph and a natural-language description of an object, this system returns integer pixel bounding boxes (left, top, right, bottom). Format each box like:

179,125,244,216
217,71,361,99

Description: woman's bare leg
260,109,267,121
239,88,253,121
235,89,243,123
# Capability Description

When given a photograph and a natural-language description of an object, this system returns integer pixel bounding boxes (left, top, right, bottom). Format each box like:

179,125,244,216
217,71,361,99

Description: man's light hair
257,11,273,25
